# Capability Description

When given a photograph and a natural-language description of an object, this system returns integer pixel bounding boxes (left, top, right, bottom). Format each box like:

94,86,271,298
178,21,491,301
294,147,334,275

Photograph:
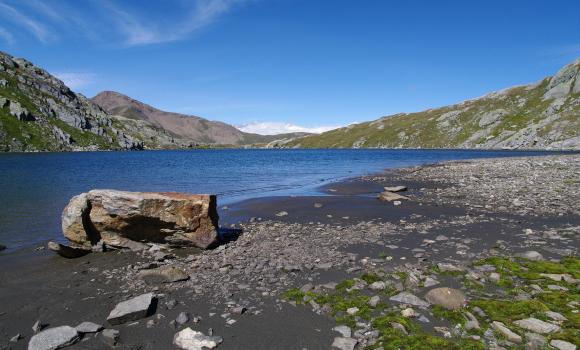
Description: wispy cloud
0,0,248,46
238,122,341,135
0,26,14,45
54,72,97,89
105,0,243,46
0,2,52,43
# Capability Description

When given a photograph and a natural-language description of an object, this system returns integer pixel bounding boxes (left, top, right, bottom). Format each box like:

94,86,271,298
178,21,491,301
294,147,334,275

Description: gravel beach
1,154,578,350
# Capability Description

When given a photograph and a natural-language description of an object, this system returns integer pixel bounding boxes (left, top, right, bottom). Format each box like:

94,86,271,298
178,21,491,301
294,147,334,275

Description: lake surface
0,149,560,251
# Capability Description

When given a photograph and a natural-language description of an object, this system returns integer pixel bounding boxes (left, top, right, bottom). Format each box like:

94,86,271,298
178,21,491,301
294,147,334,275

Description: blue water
0,149,560,251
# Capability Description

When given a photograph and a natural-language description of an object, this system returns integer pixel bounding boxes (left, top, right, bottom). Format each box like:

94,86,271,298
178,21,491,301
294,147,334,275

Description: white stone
173,328,223,350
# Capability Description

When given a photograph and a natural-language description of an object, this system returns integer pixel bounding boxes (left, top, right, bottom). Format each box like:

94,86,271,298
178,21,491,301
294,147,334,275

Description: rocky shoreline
0,154,578,349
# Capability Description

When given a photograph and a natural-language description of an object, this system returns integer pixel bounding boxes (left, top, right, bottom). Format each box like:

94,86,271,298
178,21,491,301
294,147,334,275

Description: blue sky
0,0,579,134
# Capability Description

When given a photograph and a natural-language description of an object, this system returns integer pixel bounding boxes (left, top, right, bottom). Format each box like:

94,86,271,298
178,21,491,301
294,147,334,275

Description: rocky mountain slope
0,51,145,152
0,51,307,152
92,91,309,147
287,59,580,149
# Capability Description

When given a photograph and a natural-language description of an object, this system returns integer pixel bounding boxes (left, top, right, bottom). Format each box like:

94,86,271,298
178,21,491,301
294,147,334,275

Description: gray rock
176,312,190,325
491,321,522,344
28,326,80,350
517,251,544,261
524,333,546,350
101,329,120,347
173,327,222,350
389,292,429,308
331,337,357,350
550,339,576,350
369,281,386,290
513,318,560,334
107,293,156,325
378,191,409,202
75,322,103,334
436,263,465,272
545,311,568,322
368,295,380,307
332,325,352,338
390,322,408,335
424,287,467,310
32,320,44,333
10,334,20,342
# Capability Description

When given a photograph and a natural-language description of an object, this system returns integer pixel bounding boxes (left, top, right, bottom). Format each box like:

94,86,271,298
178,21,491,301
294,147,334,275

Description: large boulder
62,190,219,249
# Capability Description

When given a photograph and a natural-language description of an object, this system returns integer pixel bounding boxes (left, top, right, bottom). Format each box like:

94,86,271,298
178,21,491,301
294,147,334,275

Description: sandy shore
0,154,578,349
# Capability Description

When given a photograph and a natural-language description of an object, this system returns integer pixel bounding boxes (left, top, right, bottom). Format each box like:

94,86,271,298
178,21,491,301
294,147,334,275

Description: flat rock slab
173,328,223,350
389,292,429,308
75,322,103,334
28,326,79,350
424,287,467,310
514,318,561,334
107,293,156,325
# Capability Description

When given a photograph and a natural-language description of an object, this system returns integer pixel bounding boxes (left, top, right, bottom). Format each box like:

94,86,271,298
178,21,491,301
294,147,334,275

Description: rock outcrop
61,190,219,250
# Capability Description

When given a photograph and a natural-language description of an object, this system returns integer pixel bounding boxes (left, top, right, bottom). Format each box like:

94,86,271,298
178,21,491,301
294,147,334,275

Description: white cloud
238,122,340,135
0,2,52,43
54,72,97,89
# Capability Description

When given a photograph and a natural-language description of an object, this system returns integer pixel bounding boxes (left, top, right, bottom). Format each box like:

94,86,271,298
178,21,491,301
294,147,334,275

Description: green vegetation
283,256,579,349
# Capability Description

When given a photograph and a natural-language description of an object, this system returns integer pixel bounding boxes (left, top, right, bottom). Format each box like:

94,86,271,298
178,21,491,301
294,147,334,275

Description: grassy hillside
288,60,580,150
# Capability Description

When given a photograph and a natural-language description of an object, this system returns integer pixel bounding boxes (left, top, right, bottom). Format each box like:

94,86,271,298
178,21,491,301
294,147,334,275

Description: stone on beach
47,241,91,259
28,326,79,350
383,185,407,192
107,293,156,325
173,327,223,350
424,287,467,310
378,191,409,202
137,266,190,284
61,190,219,250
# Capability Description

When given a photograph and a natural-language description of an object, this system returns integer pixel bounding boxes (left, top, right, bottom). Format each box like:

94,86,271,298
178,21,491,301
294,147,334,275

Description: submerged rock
28,326,79,350
47,241,91,259
107,293,156,325
173,328,222,350
62,190,220,250
378,191,409,202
